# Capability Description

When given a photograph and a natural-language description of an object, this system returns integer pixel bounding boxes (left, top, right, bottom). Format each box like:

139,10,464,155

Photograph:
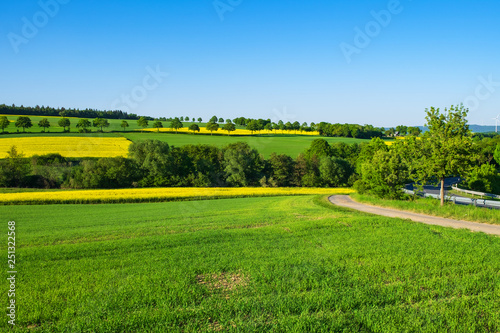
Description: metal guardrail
403,189,500,209
451,185,500,199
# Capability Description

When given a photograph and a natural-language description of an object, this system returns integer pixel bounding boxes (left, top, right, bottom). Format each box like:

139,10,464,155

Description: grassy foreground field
2,195,499,331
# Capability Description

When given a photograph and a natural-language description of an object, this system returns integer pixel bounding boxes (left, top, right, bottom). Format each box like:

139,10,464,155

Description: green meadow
122,132,369,158
2,195,499,332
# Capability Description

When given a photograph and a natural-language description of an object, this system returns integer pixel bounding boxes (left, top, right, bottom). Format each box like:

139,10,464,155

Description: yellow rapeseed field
0,187,355,205
141,127,321,136
0,137,131,158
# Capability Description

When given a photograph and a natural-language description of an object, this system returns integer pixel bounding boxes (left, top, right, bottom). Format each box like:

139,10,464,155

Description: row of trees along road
355,104,483,206
0,116,121,133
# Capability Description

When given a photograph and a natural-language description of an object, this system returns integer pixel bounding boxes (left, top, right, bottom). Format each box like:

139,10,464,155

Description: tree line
0,116,125,133
2,105,425,139
0,140,364,189
0,104,149,120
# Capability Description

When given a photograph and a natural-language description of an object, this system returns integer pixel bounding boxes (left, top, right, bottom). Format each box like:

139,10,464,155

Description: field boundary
0,188,354,205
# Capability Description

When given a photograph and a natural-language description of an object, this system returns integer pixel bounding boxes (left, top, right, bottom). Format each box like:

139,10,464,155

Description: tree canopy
189,123,200,134
93,118,110,132
137,117,149,132
223,123,236,135
416,104,474,205
38,118,51,132
170,118,183,133
0,116,10,133
153,120,163,132
206,122,219,135
76,119,91,132
15,116,33,132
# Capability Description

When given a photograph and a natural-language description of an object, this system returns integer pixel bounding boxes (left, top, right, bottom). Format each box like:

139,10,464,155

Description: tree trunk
440,177,445,206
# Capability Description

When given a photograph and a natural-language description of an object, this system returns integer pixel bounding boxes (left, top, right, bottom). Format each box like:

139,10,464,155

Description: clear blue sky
1,0,499,127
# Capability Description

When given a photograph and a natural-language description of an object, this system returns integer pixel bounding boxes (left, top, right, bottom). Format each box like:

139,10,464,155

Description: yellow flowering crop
0,187,355,205
141,127,320,136
0,137,131,158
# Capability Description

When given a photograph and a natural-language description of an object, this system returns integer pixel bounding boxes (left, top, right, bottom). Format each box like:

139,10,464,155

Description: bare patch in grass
197,271,249,298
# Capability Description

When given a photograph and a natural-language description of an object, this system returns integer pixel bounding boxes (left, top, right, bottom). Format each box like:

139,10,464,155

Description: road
329,195,500,236
405,177,499,210
405,177,461,197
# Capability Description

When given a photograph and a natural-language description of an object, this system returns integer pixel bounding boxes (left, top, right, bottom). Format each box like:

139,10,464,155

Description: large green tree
170,118,183,133
206,122,219,135
0,116,10,133
415,104,474,206
268,153,295,187
38,118,51,132
153,120,163,132
15,116,33,132
246,120,261,134
93,118,110,132
0,146,30,187
223,123,236,135
128,140,173,186
189,123,200,134
223,142,263,186
76,119,91,132
306,139,332,158
58,117,71,132
354,150,409,199
121,120,129,132
137,117,149,132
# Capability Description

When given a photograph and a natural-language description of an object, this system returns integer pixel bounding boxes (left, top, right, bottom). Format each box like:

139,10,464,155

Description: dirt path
329,195,500,236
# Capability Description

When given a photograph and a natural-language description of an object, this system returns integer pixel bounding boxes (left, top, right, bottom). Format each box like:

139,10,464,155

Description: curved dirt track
329,195,500,237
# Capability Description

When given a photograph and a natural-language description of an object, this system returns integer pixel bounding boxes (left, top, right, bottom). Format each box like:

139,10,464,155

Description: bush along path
329,195,500,236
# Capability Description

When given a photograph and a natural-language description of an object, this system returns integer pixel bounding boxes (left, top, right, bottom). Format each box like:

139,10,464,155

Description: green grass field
122,132,369,158
2,195,499,332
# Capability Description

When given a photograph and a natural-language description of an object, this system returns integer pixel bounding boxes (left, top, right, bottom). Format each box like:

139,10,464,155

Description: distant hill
469,125,497,133
417,125,497,134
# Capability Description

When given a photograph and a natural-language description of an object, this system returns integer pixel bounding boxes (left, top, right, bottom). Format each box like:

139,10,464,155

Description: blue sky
1,0,499,127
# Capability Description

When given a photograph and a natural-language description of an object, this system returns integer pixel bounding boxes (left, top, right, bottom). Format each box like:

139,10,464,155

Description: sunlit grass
2,195,499,331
